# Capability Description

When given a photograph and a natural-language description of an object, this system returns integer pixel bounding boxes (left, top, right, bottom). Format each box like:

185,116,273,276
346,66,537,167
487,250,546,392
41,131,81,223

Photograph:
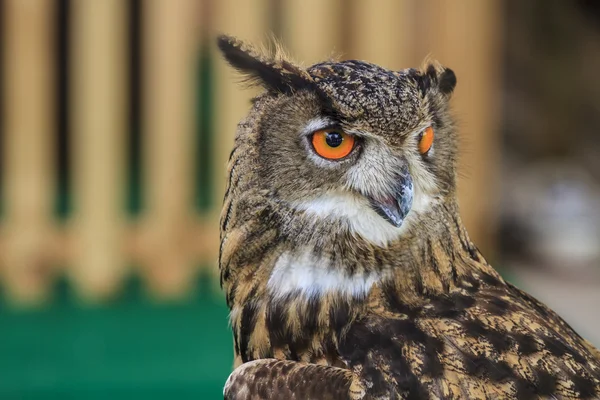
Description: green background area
0,276,232,399
0,38,230,399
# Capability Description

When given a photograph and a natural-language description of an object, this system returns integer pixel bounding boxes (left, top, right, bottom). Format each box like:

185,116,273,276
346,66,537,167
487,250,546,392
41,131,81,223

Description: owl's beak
368,170,413,228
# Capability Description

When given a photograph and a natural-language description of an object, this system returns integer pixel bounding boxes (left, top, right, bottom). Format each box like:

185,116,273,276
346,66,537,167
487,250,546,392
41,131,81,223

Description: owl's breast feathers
222,196,600,399
227,272,600,398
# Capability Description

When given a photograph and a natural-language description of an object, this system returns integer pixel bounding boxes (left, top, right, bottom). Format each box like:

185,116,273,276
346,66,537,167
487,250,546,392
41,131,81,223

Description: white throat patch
267,251,384,300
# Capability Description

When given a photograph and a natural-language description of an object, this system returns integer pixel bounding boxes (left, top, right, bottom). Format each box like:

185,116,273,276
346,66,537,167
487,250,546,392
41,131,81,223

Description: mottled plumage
217,35,600,399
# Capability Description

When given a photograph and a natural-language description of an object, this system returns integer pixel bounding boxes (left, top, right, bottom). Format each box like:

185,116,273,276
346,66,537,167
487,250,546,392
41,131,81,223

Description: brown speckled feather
224,359,365,400
217,35,600,399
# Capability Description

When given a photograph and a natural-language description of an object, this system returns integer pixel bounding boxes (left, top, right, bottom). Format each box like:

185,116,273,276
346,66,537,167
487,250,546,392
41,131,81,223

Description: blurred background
0,0,599,398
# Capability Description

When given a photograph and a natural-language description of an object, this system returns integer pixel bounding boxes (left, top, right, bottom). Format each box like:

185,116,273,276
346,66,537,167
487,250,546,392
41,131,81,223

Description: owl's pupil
325,132,343,147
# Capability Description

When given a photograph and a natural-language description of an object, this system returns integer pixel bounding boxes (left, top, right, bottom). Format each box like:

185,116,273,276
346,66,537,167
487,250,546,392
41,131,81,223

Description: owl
217,35,600,399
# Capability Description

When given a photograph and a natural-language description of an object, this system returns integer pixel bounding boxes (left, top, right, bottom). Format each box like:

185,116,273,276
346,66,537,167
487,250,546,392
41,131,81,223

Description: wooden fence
0,0,502,305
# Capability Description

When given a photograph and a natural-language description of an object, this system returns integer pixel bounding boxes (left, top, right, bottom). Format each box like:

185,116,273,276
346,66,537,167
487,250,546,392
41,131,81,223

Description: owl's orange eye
419,127,434,155
311,129,355,160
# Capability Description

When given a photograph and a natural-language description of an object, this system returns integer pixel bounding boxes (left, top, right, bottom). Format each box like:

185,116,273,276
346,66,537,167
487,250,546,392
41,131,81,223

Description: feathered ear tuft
437,68,456,95
216,34,313,93
417,60,457,97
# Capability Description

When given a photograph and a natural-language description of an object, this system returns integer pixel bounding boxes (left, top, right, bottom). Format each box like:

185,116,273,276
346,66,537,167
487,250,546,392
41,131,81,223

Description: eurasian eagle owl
217,35,600,400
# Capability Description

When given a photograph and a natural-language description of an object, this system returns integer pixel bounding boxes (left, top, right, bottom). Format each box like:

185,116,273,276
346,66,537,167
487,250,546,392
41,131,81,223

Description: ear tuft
438,68,456,95
216,34,312,93
418,60,457,98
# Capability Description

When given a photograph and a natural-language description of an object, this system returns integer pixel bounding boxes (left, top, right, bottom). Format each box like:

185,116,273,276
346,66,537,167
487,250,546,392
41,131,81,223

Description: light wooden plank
1,0,55,304
129,221,219,269
349,0,418,69
1,221,218,275
282,0,343,64
141,0,199,297
424,0,502,255
70,0,128,300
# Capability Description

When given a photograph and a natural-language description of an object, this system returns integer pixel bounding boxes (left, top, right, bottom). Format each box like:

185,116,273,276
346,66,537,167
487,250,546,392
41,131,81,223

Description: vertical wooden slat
56,0,71,219
142,0,198,297
211,0,270,217
425,0,502,255
349,0,418,69
282,0,343,64
1,0,55,304
70,0,127,300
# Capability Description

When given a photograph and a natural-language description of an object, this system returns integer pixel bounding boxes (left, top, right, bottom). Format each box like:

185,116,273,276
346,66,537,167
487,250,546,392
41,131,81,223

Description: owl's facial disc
367,166,414,228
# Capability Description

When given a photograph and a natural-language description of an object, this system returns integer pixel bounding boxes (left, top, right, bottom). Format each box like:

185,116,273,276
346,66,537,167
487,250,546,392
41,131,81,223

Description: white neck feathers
267,250,384,300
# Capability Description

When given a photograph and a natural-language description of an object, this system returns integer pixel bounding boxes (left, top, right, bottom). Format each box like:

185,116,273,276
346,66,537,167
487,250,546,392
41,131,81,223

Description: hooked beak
368,168,414,228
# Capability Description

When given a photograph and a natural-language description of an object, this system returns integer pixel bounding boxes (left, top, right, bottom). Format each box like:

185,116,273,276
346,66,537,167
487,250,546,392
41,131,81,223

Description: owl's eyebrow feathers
301,117,377,139
300,117,338,136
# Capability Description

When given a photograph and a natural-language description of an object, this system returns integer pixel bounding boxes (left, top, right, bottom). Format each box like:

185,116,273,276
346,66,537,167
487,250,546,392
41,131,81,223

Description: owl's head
218,35,458,246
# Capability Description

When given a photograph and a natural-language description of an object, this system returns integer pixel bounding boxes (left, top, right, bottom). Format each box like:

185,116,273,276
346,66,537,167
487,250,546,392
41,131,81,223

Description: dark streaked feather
217,34,314,94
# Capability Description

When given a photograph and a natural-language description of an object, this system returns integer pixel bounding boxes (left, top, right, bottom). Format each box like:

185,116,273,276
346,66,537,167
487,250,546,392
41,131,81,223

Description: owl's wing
338,283,600,399
223,358,365,400
506,281,600,361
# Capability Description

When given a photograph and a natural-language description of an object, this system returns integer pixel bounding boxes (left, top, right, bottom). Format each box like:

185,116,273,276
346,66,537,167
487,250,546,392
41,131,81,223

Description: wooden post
349,0,418,69
424,0,502,256
141,0,199,297
70,0,128,300
1,0,55,304
282,0,343,64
